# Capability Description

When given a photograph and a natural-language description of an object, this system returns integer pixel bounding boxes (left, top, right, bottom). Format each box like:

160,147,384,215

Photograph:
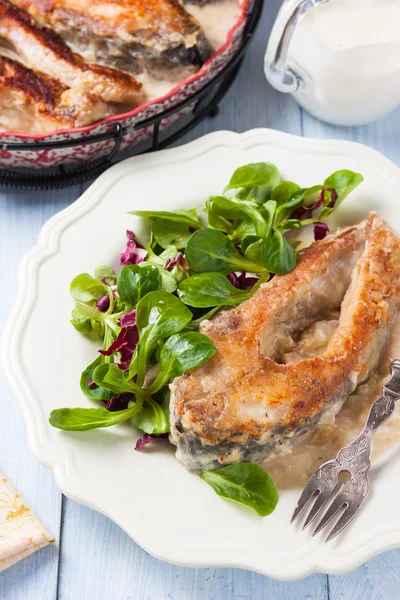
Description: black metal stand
0,0,262,191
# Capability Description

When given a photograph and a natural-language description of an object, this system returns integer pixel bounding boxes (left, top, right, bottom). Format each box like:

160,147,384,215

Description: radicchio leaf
96,294,110,312
135,433,169,450
165,252,187,271
227,272,259,291
291,195,323,221
325,187,338,208
120,308,137,328
291,187,338,221
120,230,145,266
227,272,239,287
314,222,330,241
99,326,139,370
105,393,132,412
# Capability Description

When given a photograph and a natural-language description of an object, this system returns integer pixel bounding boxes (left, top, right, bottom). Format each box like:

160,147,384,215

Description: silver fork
291,359,400,542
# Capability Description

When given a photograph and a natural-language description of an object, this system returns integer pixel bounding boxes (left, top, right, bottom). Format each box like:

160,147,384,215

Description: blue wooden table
1,1,400,597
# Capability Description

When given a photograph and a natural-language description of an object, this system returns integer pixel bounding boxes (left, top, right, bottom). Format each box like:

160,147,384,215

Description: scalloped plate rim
3,128,400,581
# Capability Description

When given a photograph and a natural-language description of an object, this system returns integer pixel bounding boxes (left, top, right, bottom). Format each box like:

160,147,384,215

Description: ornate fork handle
333,360,400,474
362,395,396,437
292,360,400,541
362,359,400,436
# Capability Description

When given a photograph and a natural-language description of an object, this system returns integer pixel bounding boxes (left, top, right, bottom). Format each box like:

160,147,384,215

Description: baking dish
0,0,258,183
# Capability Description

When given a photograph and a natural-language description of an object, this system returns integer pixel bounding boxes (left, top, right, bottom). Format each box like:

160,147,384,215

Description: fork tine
325,493,368,542
312,494,347,537
291,472,325,523
302,485,336,530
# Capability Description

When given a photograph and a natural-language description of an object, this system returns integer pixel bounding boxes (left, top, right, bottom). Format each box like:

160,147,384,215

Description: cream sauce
185,0,240,50
137,68,194,102
138,0,240,101
263,312,400,490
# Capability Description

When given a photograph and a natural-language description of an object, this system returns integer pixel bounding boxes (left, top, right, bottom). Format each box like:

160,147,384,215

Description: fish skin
170,213,400,472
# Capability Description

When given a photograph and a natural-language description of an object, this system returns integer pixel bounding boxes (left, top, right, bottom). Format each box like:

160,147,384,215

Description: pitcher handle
264,0,330,93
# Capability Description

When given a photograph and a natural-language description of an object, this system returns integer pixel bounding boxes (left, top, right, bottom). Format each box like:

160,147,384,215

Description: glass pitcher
264,0,400,126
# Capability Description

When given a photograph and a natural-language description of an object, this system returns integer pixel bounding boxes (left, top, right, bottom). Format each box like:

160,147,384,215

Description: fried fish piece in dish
0,0,143,106
12,0,212,75
0,55,109,133
170,213,400,471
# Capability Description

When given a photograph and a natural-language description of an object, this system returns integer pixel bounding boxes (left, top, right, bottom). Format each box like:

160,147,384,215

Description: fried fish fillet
170,213,400,471
12,0,212,74
0,0,143,105
0,55,110,133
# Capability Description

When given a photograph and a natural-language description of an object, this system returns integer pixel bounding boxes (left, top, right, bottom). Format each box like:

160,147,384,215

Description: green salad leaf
131,395,170,435
80,356,115,402
225,162,281,198
151,218,194,249
206,196,269,238
244,229,296,274
140,246,188,293
324,170,364,199
94,265,117,285
200,463,279,516
130,209,201,228
228,218,257,244
270,181,300,205
117,264,162,306
320,170,364,219
277,219,305,231
92,363,142,395
178,272,252,308
49,404,141,431
147,331,216,393
185,228,266,275
70,273,107,303
206,196,235,234
274,186,321,225
70,311,94,334
261,200,277,237
135,291,192,385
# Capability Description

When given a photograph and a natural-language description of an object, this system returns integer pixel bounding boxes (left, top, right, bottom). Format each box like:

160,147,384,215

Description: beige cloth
0,470,55,572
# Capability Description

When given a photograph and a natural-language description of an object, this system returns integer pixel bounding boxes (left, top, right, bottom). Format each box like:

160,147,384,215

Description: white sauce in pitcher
287,0,400,125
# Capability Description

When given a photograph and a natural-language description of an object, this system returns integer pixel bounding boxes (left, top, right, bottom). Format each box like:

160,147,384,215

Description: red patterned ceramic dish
0,0,251,169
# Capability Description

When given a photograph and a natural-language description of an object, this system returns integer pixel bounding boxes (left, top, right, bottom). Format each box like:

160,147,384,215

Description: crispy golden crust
12,0,201,52
0,55,64,107
0,55,109,132
0,0,143,105
172,214,400,446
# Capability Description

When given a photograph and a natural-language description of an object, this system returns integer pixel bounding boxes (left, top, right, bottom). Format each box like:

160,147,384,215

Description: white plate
3,129,400,581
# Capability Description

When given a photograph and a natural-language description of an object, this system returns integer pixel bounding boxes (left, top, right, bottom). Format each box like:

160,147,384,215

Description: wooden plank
301,106,400,163
0,186,80,599
328,550,400,600
57,502,328,600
